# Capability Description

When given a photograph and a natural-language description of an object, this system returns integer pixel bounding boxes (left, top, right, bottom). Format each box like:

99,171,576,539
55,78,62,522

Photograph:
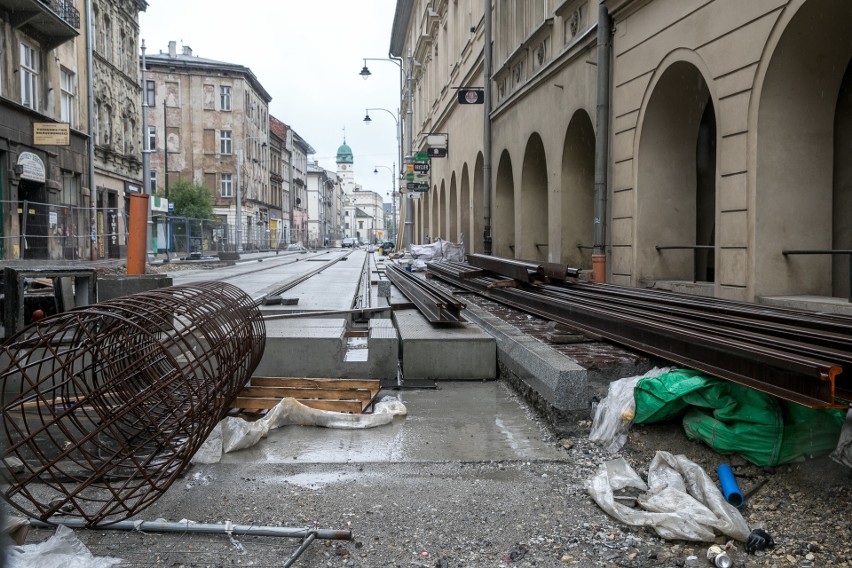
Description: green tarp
633,370,846,467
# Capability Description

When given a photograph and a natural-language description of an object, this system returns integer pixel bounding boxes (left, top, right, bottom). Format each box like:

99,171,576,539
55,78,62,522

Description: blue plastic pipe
717,464,744,508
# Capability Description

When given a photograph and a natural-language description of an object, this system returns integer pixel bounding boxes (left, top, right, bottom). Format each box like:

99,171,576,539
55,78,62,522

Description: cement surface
219,381,565,464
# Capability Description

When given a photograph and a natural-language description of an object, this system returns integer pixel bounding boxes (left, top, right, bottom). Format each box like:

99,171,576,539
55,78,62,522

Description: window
203,129,215,153
149,171,158,195
145,80,155,107
220,85,231,111
102,15,112,60
147,126,156,151
219,130,232,154
20,42,39,110
117,29,126,71
221,173,233,197
93,102,100,144
60,67,75,123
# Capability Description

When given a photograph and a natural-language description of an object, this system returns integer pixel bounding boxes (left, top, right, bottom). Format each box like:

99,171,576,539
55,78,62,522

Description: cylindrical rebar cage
0,281,265,526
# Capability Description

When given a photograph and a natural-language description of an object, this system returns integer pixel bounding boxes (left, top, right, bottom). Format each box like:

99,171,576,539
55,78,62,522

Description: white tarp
192,396,407,464
586,451,750,542
7,524,122,568
831,409,852,469
409,239,465,270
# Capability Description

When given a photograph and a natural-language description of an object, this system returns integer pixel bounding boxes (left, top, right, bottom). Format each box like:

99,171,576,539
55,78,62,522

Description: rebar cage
0,281,265,526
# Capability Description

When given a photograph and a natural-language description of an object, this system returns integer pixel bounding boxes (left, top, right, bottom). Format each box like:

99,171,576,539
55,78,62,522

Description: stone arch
494,149,515,257
561,109,595,268
430,184,440,241
472,153,484,253
753,0,852,298
438,180,446,240
449,172,459,242
635,59,716,285
519,133,548,261
460,164,471,250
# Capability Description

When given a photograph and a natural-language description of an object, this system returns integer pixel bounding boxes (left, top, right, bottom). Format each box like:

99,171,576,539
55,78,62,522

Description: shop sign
33,122,70,145
17,152,46,183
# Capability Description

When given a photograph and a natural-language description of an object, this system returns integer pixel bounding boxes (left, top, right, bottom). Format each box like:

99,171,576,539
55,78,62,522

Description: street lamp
374,164,396,243
360,54,417,248
235,136,267,253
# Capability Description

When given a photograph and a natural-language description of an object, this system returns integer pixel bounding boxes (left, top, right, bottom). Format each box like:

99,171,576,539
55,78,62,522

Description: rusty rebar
0,281,265,526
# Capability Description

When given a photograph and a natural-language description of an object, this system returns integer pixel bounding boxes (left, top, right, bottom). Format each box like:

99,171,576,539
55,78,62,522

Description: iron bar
29,517,351,541
427,261,851,408
385,263,465,323
1,282,265,526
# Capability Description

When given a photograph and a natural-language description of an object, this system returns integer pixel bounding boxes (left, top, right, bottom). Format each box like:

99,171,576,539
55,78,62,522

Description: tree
168,180,215,220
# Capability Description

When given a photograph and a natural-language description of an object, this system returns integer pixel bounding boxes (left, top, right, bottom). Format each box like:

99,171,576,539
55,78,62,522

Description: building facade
390,0,852,311
143,42,272,252
336,139,385,243
92,0,148,259
291,131,313,245
0,0,145,261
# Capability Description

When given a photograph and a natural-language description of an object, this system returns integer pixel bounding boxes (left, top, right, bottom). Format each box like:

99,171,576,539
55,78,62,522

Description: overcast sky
139,1,401,202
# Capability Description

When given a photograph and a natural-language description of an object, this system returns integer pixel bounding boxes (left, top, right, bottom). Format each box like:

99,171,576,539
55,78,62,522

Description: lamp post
359,55,416,248
235,136,267,253
363,107,401,174
374,164,396,243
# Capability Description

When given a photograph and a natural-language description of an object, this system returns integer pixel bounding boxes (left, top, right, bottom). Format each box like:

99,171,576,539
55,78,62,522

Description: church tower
336,136,358,194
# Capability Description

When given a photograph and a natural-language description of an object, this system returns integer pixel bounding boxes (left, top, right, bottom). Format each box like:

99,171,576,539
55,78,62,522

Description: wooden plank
237,386,374,401
230,397,364,413
251,377,380,391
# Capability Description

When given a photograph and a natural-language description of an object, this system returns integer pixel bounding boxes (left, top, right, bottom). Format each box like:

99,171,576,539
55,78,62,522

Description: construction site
1,247,851,567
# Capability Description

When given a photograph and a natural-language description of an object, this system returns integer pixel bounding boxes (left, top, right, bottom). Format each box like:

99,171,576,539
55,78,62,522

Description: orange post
127,193,149,275
592,253,607,283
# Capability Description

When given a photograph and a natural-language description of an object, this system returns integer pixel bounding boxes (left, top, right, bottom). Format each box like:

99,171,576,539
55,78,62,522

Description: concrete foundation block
394,309,496,380
97,275,173,302
254,318,347,377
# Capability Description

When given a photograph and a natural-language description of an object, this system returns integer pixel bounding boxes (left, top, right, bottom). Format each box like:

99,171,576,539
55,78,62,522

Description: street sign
413,162,430,173
457,89,484,104
406,182,429,192
427,147,447,158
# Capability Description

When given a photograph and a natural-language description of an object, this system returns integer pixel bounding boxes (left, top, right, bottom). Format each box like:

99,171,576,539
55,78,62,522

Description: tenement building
389,0,852,310
0,0,145,261
143,42,273,252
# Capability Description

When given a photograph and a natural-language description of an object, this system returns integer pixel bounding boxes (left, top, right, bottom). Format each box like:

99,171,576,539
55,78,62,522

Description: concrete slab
461,303,588,412
219,381,565,464
253,318,347,377
394,309,496,380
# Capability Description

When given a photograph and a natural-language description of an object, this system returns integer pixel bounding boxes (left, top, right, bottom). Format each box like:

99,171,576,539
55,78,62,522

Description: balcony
1,0,80,50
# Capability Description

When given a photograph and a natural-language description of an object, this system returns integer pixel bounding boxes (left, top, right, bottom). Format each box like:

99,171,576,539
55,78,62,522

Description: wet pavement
219,381,566,465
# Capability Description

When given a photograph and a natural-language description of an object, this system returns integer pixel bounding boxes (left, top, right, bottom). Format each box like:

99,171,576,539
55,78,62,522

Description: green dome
336,141,353,164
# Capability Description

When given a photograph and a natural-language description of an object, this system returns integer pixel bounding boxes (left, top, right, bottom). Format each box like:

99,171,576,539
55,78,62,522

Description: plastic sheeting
409,239,465,271
586,451,750,542
634,370,846,467
7,524,122,568
831,409,852,469
589,367,671,453
192,396,407,464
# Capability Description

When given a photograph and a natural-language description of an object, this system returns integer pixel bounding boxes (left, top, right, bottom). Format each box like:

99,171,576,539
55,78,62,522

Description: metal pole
163,99,170,261
404,49,414,249
593,0,612,282
236,140,243,253
85,0,96,261
29,518,351,541
140,40,152,262
483,0,493,255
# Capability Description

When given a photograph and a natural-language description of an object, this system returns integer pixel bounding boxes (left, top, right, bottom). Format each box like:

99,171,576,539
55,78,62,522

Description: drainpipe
483,0,493,255
592,0,612,283
85,0,96,260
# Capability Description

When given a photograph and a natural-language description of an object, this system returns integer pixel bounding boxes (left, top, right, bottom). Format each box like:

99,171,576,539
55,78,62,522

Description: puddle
276,470,382,489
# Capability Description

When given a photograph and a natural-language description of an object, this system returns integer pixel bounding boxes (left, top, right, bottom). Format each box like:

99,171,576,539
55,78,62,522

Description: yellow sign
377,231,383,238
34,122,70,145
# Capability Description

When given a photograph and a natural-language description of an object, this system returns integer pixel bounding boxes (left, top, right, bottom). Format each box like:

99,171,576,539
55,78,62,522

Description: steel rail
385,263,466,323
427,262,845,408
532,283,852,401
